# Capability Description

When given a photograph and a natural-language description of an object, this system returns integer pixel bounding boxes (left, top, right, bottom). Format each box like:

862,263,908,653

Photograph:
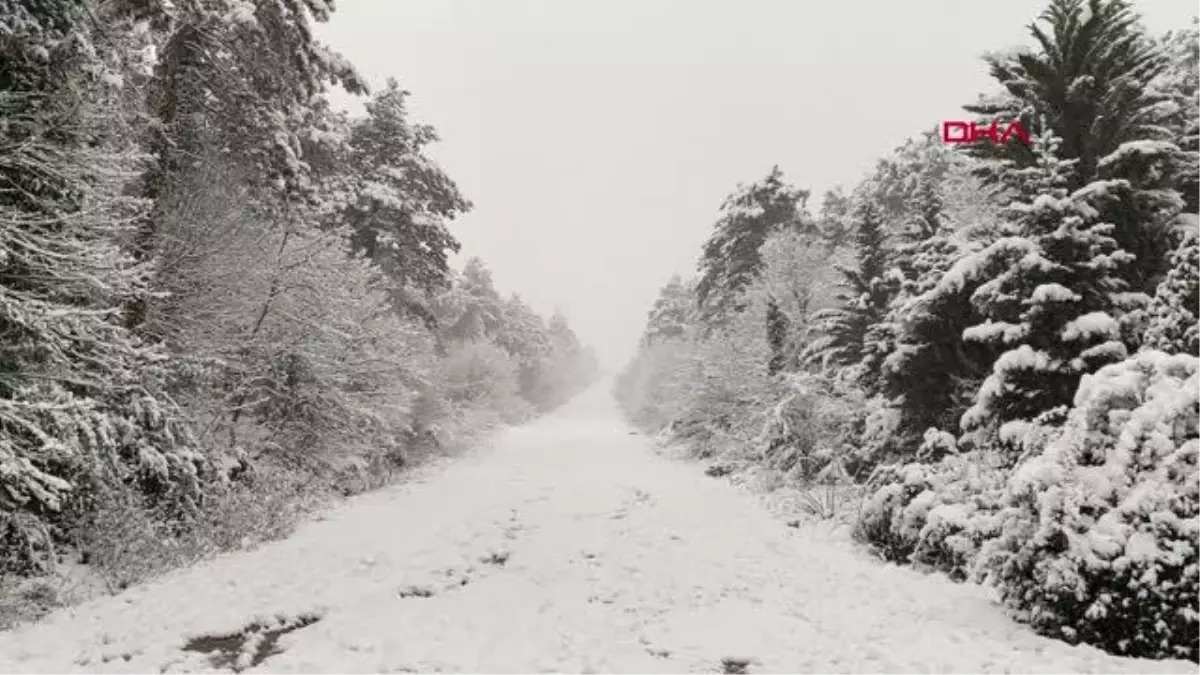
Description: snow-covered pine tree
0,0,209,573
956,132,1147,460
440,258,505,344
695,166,811,323
642,276,697,346
803,201,889,379
1151,18,1199,214
494,294,554,401
961,0,1173,187
340,79,472,327
128,0,369,330
815,187,854,250
961,0,1185,292
1142,229,1199,355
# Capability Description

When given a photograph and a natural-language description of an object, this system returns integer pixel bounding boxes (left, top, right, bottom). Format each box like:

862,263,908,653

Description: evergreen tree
642,276,696,346
804,202,890,375
962,0,1174,185
765,297,790,376
1151,18,1199,214
439,258,504,344
861,179,991,452
340,79,471,326
862,132,957,231
695,166,811,321
0,0,209,573
961,0,1186,291
494,294,554,401
816,187,854,250
1142,229,1199,355
955,134,1145,458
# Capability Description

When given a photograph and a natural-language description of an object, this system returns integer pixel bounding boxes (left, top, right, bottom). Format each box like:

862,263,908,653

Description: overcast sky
316,0,1195,371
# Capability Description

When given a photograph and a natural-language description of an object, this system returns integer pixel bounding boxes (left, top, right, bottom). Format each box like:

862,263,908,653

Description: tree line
618,0,1198,662
0,0,598,621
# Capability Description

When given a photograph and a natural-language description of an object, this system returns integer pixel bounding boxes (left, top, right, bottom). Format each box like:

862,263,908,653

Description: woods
0,0,597,623
617,0,1198,662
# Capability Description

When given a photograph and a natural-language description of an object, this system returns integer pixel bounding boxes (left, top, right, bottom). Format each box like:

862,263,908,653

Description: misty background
316,0,1194,371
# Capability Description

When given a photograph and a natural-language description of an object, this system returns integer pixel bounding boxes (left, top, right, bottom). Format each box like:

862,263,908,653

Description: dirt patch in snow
181,612,321,672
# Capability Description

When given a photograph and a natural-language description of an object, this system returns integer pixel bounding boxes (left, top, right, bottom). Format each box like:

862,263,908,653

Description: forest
0,0,598,625
617,0,1199,663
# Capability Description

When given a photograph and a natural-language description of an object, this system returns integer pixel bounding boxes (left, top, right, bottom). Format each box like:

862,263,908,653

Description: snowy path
0,384,1191,674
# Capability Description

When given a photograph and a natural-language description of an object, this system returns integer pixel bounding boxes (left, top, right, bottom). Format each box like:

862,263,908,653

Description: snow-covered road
0,384,1191,674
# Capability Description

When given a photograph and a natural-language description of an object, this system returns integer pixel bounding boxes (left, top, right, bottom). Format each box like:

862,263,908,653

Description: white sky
316,0,1196,370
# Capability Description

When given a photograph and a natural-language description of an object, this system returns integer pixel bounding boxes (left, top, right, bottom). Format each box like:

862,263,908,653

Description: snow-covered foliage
338,79,470,324
1142,229,1199,355
0,3,210,577
0,0,599,622
978,350,1199,661
618,1,1199,664
803,202,890,377
854,446,1008,581
437,341,532,428
695,166,813,321
641,276,697,346
960,0,1179,190
1149,18,1199,213
755,372,868,483
941,135,1146,460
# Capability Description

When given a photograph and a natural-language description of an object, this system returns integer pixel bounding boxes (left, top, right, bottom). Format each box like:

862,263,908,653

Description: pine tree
0,0,209,573
1152,18,1199,213
494,294,553,401
861,175,990,449
804,202,890,374
340,79,471,326
643,276,696,346
440,258,504,344
695,166,811,322
962,0,1174,186
765,297,790,376
956,134,1145,458
961,0,1186,292
1143,229,1199,355
863,131,957,229
816,188,854,250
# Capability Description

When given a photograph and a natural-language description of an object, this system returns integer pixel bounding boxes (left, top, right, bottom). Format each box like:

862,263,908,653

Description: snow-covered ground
0,383,1192,674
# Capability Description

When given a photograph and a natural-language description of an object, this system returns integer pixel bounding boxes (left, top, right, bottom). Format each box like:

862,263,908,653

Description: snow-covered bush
439,340,532,427
854,435,1007,581
670,304,775,458
756,372,868,483
614,338,694,431
978,350,1199,661
1142,228,1199,356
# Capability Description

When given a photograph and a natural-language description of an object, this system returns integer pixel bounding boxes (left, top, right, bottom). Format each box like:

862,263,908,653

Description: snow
226,0,257,27
1098,141,1180,169
0,384,1192,674
963,320,1026,344
1062,312,1119,342
1029,283,1081,304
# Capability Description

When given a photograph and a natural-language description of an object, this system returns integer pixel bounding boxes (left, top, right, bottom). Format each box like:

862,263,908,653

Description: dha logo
942,120,1031,146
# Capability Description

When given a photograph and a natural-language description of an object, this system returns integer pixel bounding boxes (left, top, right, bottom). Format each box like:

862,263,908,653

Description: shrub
854,431,1006,580
68,461,324,593
756,372,868,482
978,350,1199,661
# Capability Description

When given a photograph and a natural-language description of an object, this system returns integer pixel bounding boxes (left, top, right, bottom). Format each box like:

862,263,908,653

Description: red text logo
942,120,1031,146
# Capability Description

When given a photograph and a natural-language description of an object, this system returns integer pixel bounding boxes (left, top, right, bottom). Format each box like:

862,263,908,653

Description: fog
316,0,1193,371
